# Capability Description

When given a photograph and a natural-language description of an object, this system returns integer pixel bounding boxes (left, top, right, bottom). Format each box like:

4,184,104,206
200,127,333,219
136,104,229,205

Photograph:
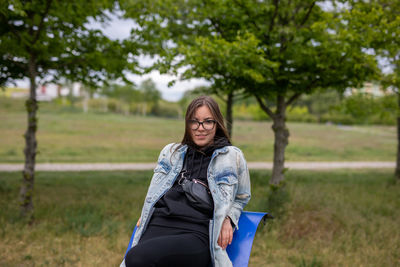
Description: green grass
0,170,399,266
0,97,396,163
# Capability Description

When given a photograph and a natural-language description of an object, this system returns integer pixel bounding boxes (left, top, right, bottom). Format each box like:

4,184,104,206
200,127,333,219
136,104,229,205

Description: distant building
36,84,58,101
6,82,82,101
346,81,393,97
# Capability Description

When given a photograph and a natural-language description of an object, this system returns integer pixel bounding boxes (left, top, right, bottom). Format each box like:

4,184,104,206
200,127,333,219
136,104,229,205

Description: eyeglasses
188,119,216,130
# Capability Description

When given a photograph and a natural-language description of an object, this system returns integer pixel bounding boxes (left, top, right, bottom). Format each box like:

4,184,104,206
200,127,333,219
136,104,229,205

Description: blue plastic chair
125,211,271,267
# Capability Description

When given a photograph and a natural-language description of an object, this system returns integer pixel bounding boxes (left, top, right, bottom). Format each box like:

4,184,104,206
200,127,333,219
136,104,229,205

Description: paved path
0,162,395,172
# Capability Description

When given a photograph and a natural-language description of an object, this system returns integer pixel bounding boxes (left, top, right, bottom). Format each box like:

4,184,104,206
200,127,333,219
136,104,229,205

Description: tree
345,0,400,180
101,83,140,103
124,0,377,185
0,0,136,220
177,33,256,138
122,0,251,138
295,90,342,123
139,78,161,116
140,78,160,104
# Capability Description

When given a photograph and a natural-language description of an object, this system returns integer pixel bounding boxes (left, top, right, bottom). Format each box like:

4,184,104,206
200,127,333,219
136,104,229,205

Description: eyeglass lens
189,120,215,130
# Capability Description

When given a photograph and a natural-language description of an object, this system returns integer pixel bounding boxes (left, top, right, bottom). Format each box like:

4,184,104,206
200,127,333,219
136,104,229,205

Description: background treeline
87,79,182,118
33,83,396,125
233,91,396,125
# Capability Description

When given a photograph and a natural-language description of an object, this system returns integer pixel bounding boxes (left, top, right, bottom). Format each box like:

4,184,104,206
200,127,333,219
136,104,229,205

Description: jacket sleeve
226,149,251,230
136,144,175,234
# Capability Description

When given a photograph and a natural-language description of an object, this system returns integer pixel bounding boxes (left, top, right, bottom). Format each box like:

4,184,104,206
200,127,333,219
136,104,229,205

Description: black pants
125,225,211,267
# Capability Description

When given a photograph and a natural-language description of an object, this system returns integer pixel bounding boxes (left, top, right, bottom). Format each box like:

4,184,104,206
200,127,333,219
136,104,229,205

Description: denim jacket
120,143,251,267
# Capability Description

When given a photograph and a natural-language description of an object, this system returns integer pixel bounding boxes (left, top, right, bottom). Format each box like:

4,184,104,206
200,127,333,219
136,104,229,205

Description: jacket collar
213,146,229,155
178,144,228,154
176,144,188,153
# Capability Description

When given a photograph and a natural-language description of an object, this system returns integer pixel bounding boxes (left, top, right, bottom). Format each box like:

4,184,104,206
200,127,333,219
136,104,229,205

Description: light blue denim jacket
120,143,251,267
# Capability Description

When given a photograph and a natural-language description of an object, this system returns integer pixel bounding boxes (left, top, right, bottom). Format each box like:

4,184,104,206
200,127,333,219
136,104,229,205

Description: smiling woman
184,97,227,148
121,96,251,267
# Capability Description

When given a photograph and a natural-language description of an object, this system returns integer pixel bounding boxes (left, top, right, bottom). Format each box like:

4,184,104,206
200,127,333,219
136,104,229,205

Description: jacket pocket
152,159,171,184
215,175,238,202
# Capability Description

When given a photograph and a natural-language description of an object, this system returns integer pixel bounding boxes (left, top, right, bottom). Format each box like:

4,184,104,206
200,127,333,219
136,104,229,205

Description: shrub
248,104,270,121
107,99,119,113
287,106,318,123
87,98,108,112
328,93,396,125
151,103,180,118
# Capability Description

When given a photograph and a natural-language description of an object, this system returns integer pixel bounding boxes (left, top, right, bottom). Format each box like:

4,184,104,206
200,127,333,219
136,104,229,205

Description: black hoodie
149,137,231,236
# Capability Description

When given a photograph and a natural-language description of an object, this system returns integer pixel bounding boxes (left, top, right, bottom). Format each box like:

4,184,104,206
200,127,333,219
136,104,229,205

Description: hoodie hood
185,136,231,180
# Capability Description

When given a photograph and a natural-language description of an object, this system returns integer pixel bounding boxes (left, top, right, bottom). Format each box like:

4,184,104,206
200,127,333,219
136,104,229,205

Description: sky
14,13,209,102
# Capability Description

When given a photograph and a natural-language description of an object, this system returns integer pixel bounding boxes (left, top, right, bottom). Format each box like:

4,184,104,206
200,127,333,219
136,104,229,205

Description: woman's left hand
217,216,233,250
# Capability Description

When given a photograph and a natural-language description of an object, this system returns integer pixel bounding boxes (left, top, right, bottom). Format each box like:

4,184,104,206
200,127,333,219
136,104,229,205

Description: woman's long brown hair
177,96,231,151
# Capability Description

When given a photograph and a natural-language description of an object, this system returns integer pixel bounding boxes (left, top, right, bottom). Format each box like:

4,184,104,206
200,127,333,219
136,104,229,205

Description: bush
287,106,318,123
107,99,119,112
370,112,396,125
233,104,255,120
328,93,396,125
151,102,181,118
87,98,108,112
247,104,270,121
129,102,140,114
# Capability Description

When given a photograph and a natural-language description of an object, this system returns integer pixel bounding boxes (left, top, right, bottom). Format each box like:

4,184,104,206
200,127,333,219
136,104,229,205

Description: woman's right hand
136,217,141,227
217,216,233,249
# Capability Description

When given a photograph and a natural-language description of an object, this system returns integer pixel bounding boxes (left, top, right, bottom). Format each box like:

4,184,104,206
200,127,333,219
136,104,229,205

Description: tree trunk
395,91,400,180
82,89,89,113
142,102,147,116
57,84,61,97
270,94,289,185
19,55,38,221
226,91,234,138
69,83,75,107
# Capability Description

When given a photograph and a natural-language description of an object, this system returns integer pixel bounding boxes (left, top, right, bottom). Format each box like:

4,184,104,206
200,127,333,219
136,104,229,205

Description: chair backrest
226,211,269,267
125,226,137,258
125,211,270,267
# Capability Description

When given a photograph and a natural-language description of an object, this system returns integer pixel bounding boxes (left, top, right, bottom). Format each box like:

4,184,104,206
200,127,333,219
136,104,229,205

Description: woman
121,96,251,267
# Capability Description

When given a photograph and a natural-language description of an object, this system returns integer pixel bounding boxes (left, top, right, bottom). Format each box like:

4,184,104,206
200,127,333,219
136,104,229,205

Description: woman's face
189,105,217,148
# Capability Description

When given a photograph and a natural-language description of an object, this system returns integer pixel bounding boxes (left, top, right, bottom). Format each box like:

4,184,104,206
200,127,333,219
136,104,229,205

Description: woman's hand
136,217,141,227
217,216,233,250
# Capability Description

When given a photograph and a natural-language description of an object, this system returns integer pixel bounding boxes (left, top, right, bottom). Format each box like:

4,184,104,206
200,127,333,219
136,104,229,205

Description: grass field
0,97,396,163
0,170,399,266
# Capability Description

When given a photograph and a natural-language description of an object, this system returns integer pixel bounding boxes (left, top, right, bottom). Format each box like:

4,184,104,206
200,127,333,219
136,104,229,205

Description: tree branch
5,55,28,69
0,13,22,42
298,1,316,29
255,94,275,118
285,91,302,106
33,0,53,44
234,89,250,101
208,17,227,39
232,0,259,31
290,3,302,22
278,1,316,55
285,75,321,107
269,0,279,34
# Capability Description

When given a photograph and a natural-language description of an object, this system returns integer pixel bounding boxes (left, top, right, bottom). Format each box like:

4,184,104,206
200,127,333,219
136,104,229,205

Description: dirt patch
280,207,344,242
